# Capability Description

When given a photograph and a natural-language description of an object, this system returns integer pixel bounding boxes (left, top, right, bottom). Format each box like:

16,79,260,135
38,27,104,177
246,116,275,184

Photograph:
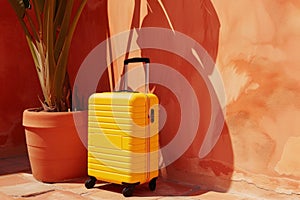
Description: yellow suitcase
85,58,159,197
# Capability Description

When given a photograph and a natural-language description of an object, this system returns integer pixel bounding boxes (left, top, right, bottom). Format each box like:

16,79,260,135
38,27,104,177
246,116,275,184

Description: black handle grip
124,57,150,65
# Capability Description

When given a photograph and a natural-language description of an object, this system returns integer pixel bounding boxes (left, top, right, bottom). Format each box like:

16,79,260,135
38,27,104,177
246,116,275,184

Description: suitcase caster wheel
85,176,96,189
149,178,157,191
122,186,134,197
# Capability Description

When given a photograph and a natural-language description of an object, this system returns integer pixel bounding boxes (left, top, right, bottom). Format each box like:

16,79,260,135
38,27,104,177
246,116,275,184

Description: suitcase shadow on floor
93,178,208,197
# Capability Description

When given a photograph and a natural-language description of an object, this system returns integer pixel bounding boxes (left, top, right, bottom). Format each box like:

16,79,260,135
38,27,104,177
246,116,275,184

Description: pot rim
23,108,87,128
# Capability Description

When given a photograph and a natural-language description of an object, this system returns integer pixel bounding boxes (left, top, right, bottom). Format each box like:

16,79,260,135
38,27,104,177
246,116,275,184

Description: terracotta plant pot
23,108,87,182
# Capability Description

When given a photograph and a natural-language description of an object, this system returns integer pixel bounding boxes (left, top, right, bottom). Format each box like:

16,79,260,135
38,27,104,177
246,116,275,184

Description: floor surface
0,156,299,200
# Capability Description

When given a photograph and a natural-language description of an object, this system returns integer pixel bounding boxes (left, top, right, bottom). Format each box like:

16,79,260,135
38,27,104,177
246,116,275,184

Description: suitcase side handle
123,57,150,93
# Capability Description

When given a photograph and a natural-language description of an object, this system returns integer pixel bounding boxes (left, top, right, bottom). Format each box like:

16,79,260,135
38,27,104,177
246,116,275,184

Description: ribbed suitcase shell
87,92,159,185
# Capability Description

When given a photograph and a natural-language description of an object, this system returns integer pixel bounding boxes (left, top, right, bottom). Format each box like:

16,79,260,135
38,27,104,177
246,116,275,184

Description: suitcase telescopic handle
123,57,150,93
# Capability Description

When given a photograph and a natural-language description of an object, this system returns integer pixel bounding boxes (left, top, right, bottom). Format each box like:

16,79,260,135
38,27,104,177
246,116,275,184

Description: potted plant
8,0,88,182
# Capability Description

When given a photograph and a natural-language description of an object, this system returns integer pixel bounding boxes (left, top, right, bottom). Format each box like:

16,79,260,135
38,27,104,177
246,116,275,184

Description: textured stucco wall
0,2,41,158
1,0,300,194
0,0,110,158
106,0,300,193
212,0,300,192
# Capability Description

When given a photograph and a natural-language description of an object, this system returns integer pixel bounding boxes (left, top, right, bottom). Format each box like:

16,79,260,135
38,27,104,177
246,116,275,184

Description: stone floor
0,156,299,200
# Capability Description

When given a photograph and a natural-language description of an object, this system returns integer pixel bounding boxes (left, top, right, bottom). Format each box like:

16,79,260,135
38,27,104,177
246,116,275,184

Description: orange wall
105,0,300,194
213,0,300,192
1,0,300,194
105,0,231,190
0,1,110,158
0,2,41,158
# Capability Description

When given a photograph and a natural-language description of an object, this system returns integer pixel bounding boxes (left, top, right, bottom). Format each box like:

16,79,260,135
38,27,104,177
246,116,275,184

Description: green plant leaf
54,0,73,62
31,0,45,30
42,0,56,107
53,0,87,108
34,0,45,15
25,37,48,104
25,12,39,41
54,0,67,30
7,0,26,18
9,0,88,111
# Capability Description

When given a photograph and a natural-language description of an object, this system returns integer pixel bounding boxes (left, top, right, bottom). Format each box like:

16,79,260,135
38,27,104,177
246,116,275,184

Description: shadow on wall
71,0,234,194
135,0,234,192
